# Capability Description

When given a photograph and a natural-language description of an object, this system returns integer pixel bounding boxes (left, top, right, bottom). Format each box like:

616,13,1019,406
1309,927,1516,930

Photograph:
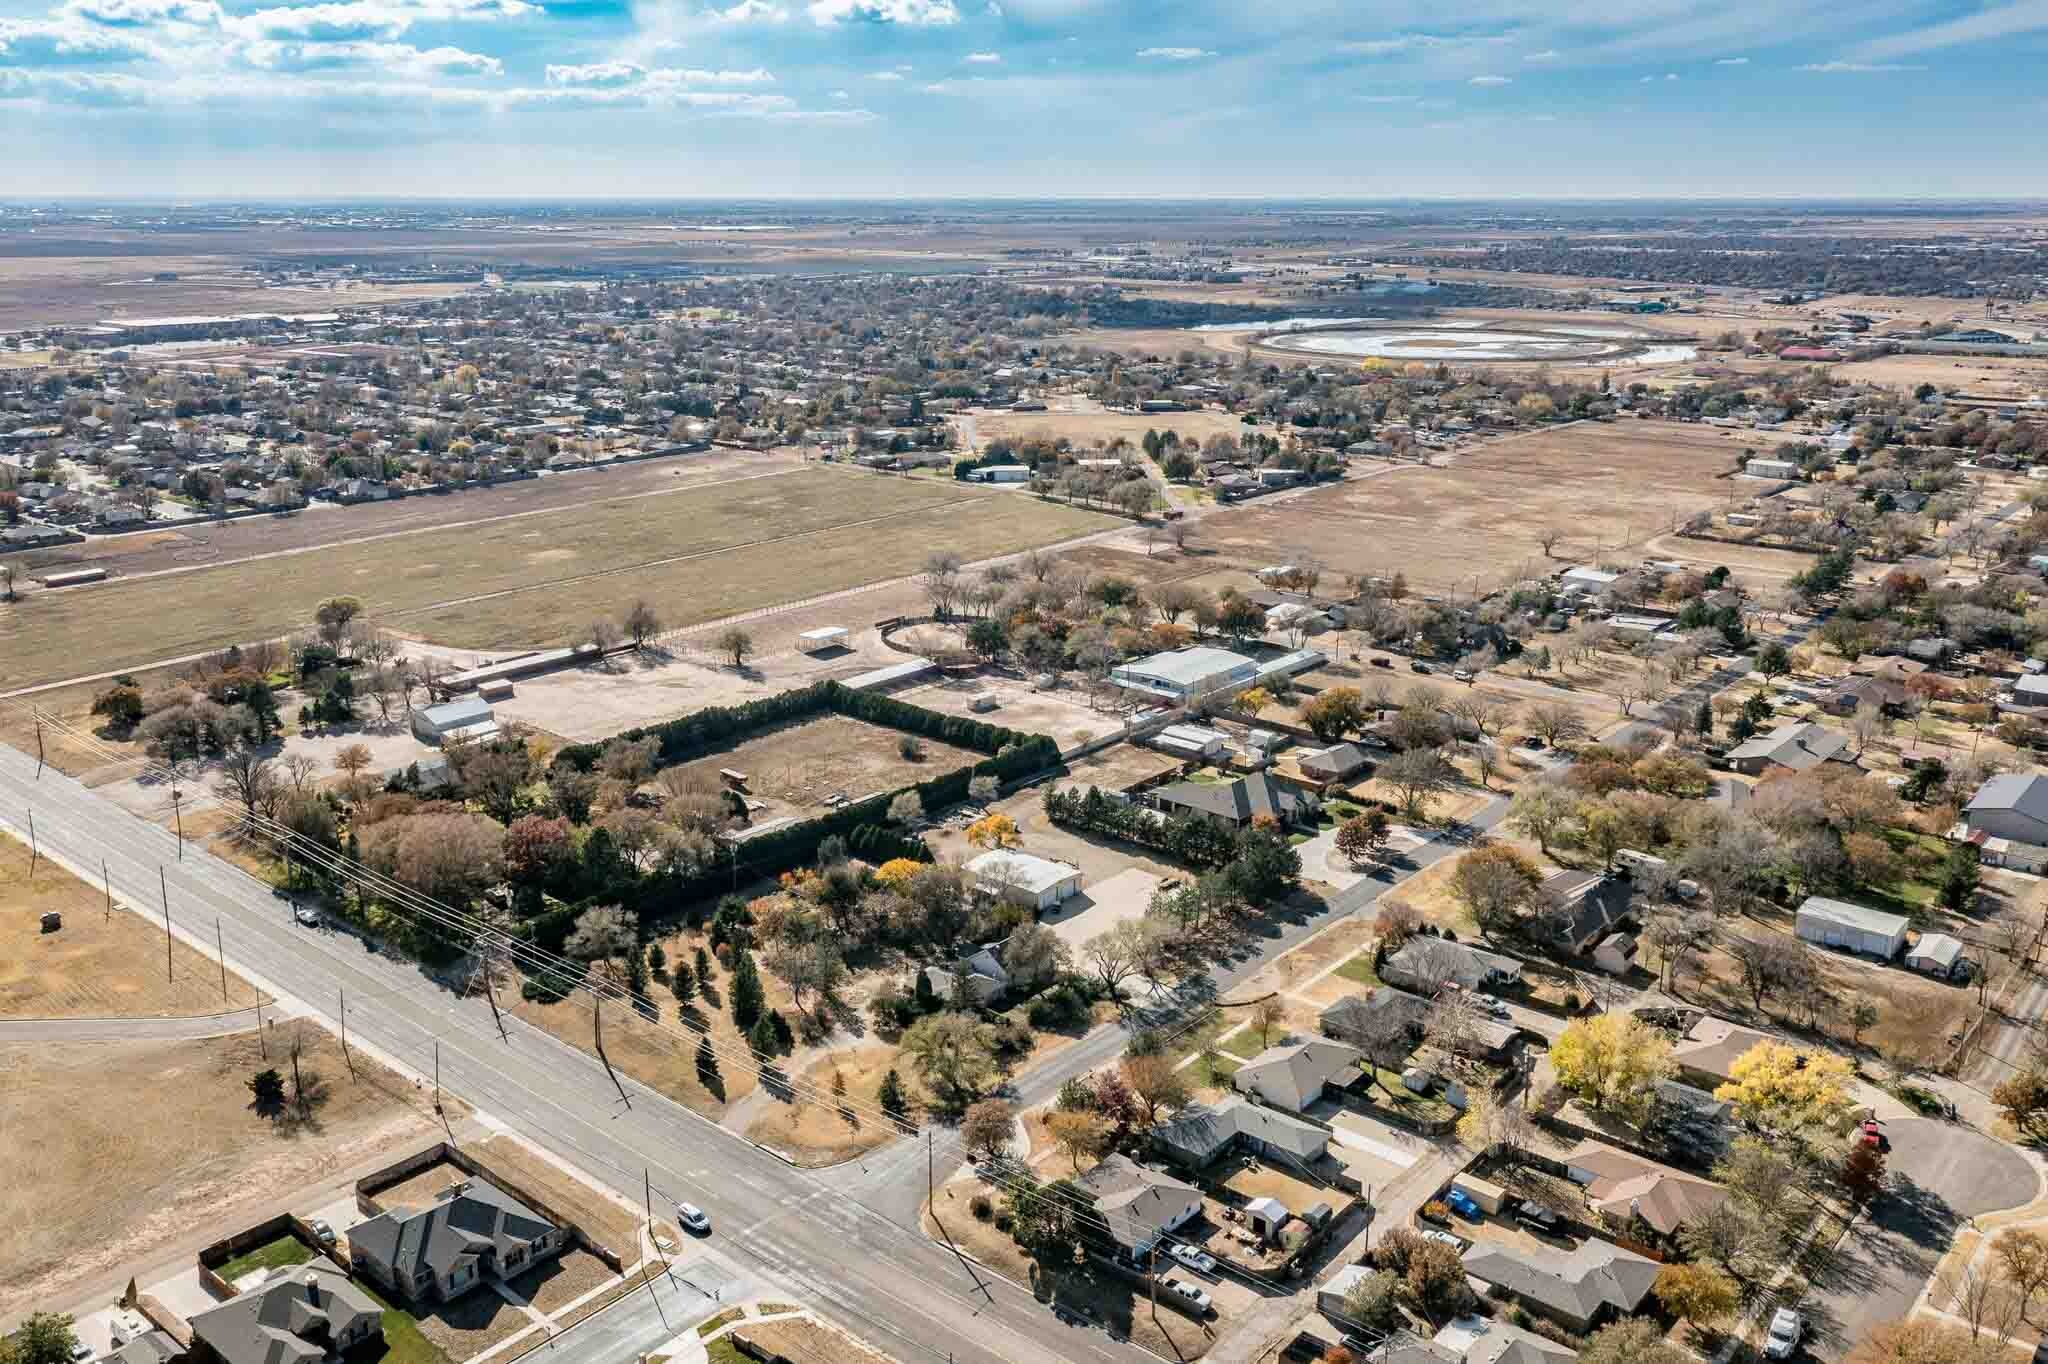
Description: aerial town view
4,8,2048,1364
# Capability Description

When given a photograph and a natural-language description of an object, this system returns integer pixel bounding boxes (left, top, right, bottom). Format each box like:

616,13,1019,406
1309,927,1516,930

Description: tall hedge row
551,679,1040,774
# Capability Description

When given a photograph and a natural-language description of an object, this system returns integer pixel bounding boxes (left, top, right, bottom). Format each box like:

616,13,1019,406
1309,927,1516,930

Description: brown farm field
1195,419,1747,593
0,830,267,1018
0,466,1118,691
0,1025,439,1317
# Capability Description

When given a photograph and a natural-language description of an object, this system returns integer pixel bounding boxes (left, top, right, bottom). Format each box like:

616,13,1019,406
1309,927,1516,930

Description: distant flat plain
0,465,1117,691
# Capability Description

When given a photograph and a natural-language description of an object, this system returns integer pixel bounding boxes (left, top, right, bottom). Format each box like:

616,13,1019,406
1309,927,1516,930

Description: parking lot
1798,1118,2038,1360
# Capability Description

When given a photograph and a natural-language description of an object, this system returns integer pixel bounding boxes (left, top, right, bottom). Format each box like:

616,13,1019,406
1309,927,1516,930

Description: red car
1859,1119,1887,1151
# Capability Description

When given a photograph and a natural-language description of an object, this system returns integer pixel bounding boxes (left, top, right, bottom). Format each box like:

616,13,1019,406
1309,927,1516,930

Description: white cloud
867,68,902,78
1343,32,1510,57
1523,48,1558,62
1135,45,1209,59
1848,0,2048,62
984,0,999,12
1357,93,1418,102
1714,55,1748,64
964,49,998,61
829,86,846,97
226,0,534,42
62,0,219,27
0,15,160,64
1467,73,1509,85
714,0,787,20
1797,59,1923,71
646,65,775,84
546,59,641,86
1664,70,1677,78
242,37,501,73
806,0,957,24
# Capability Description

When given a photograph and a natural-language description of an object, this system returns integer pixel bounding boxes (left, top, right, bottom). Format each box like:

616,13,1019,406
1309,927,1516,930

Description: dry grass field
963,406,1246,451
0,1025,438,1317
1195,419,1746,593
662,714,982,820
0,466,1117,690
744,1044,920,1166
0,830,267,1017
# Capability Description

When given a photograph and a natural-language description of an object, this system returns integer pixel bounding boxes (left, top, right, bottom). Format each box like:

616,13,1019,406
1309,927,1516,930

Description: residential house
1151,771,1314,830
1964,773,2048,844
1976,836,2048,874
1539,871,1635,955
1670,1015,1772,1085
1795,895,1908,960
923,945,1009,1006
188,1267,383,1364
1819,673,1912,717
1297,743,1372,783
1381,938,1523,994
1434,1317,1580,1364
1074,1154,1201,1260
1150,1096,1330,1170
965,850,1082,913
1591,934,1639,977
349,1179,564,1304
1558,566,1621,597
1561,1139,1728,1236
1320,987,1429,1047
1231,1037,1363,1113
1460,1238,1660,1332
1725,720,1852,776
103,1331,180,1364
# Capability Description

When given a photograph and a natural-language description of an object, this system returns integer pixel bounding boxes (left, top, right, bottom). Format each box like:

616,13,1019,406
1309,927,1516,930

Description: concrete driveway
1800,1118,2038,1360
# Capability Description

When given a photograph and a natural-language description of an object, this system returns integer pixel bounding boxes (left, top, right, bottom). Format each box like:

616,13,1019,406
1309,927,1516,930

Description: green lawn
1358,1067,1457,1122
216,1235,315,1281
697,1309,745,1339
1195,1052,1241,1085
1336,952,1383,987
704,1341,747,1364
352,1283,450,1364
1862,828,1949,915
1224,1026,1294,1059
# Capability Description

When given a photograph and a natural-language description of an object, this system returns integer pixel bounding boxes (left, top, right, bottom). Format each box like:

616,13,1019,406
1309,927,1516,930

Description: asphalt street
548,1258,755,1364
0,742,1153,1364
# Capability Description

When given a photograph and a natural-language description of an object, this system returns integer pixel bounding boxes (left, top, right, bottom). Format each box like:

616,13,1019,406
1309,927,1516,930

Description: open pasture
0,466,1117,690
1194,418,1745,593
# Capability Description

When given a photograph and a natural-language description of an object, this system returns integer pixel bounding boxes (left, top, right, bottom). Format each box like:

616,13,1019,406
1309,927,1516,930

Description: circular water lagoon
1252,319,1695,366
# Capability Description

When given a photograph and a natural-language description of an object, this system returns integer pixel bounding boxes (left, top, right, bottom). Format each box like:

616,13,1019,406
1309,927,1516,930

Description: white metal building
410,697,497,746
1109,646,1257,704
1794,896,1908,960
966,850,1084,912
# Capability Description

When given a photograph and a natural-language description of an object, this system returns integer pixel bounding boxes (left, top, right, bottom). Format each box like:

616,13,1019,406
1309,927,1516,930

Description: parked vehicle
1371,657,1394,669
1765,1309,1803,1359
1169,1244,1217,1275
1162,1277,1213,1315
1515,1203,1563,1235
1442,1190,1482,1221
1410,661,1433,674
1452,670,1474,682
1420,1228,1465,1250
307,1218,336,1247
293,905,322,928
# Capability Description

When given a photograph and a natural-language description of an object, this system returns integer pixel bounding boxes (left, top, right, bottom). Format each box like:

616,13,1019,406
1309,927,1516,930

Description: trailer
37,567,108,588
797,626,850,655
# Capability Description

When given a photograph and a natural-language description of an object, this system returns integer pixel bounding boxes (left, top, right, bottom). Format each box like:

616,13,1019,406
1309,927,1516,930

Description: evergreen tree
669,959,695,1001
748,1010,778,1058
1695,698,1714,739
878,1067,909,1127
729,947,766,1029
693,945,712,990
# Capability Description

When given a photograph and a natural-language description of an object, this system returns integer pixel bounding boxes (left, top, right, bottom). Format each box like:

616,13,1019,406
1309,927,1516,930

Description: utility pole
160,867,172,982
102,858,112,919
339,986,355,1080
33,712,44,779
172,785,184,861
215,916,228,1002
257,995,267,1060
482,940,506,1040
25,808,36,877
1148,1246,1158,1324
594,993,629,1106
434,1040,442,1114
927,1129,935,1208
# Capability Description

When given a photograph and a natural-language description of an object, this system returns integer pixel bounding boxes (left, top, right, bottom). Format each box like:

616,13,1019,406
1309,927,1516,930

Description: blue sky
3,0,2046,196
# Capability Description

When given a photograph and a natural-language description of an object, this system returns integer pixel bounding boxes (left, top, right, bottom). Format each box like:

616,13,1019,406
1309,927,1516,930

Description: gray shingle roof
1968,773,2048,820
1460,1238,1660,1323
188,1266,381,1364
1726,721,1849,771
350,1179,554,1288
1155,771,1307,824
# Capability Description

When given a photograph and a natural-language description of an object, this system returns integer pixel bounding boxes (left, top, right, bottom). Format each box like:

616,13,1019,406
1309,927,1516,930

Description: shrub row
1041,784,1240,866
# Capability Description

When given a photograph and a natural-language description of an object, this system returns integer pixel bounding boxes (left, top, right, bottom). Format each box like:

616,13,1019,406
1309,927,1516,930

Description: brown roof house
187,1267,382,1364
1563,1139,1729,1236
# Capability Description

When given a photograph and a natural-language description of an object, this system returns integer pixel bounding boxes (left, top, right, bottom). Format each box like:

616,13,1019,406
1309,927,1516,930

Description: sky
3,0,2047,197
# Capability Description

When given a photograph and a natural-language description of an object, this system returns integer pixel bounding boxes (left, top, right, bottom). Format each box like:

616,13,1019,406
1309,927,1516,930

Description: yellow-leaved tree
966,813,1022,849
1714,1041,1855,1135
1549,1014,1676,1129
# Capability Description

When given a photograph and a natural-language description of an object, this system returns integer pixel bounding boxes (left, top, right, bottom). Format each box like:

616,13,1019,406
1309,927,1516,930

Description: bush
898,734,927,761
970,1194,993,1221
1422,1200,1451,1224
992,1209,1014,1233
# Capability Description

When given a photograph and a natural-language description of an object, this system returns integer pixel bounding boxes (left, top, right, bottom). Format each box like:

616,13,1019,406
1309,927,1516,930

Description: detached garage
1795,896,1908,961
967,850,1083,913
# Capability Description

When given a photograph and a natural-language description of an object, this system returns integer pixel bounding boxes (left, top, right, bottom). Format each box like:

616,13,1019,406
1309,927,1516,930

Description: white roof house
1795,896,1908,960
1906,932,1967,979
1559,566,1621,596
1150,723,1229,759
966,850,1083,912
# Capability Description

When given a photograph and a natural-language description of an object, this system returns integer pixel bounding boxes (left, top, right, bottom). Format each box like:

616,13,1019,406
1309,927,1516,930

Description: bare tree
622,599,661,649
1538,527,1565,558
716,627,753,669
214,748,282,824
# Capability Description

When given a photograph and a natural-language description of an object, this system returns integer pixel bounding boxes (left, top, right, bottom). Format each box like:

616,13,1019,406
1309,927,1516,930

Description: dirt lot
735,1315,898,1364
0,466,1117,690
0,1025,440,1318
1193,419,1747,594
0,830,267,1018
664,714,983,822
892,674,1122,753
511,968,758,1124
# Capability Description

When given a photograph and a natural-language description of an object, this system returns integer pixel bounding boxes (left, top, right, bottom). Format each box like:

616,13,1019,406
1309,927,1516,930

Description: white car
1162,1277,1213,1314
1420,1228,1465,1250
292,904,322,927
1764,1308,1803,1359
1168,1243,1217,1275
68,1343,93,1364
676,1202,711,1235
